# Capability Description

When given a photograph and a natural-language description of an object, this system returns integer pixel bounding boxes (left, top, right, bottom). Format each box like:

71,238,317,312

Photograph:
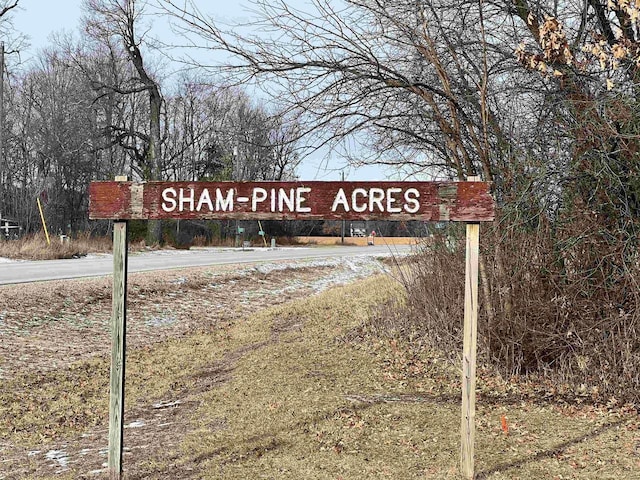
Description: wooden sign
89,181,495,222
94,176,494,480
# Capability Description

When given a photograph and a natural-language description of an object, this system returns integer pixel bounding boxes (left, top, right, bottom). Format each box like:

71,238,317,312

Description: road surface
0,244,415,285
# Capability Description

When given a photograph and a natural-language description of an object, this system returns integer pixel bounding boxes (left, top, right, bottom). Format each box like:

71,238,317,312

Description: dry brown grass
1,268,639,479
0,234,112,260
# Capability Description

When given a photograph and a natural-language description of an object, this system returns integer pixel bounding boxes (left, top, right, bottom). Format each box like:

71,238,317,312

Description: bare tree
0,0,21,222
163,80,301,182
158,0,518,183
84,0,164,243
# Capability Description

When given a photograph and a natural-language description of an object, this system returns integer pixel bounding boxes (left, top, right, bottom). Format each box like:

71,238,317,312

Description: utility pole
0,42,4,223
340,171,345,244
233,146,239,246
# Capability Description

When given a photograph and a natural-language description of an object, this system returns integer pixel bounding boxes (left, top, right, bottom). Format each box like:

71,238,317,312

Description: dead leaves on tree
516,1,640,90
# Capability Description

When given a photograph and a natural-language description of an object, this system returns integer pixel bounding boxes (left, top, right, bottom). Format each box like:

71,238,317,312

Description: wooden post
108,176,128,480
461,176,481,479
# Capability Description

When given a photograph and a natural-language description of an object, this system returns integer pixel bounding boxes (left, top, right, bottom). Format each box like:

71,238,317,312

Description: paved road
0,244,415,285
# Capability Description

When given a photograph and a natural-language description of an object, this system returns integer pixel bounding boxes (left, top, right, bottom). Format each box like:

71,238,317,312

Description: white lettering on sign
162,188,235,213
279,188,294,212
386,187,402,213
331,189,350,212
297,187,311,212
179,188,195,212
405,188,420,213
216,189,234,211
352,188,368,213
369,187,385,212
250,187,311,213
252,188,268,212
160,185,421,215
162,186,312,214
196,189,213,211
330,187,421,214
162,188,178,212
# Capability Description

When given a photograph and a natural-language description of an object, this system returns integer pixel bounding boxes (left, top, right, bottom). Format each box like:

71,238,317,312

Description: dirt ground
0,256,389,379
0,256,394,479
1,255,639,480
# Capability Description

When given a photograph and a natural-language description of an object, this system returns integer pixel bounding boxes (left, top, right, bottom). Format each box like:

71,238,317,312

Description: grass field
0,264,638,479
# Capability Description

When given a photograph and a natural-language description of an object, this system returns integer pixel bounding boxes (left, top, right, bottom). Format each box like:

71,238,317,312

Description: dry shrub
274,236,304,246
386,235,465,347
191,235,208,247
396,214,640,403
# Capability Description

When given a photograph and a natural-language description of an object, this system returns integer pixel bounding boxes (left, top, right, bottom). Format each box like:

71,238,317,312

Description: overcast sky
12,0,390,181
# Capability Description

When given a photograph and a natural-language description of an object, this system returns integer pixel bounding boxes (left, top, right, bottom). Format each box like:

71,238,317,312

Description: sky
11,0,391,181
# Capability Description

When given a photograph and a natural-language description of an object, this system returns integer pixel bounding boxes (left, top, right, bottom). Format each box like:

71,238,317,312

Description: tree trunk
145,87,163,245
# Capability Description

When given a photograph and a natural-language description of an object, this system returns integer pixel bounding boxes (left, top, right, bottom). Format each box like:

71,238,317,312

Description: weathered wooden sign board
89,180,495,222
89,178,494,480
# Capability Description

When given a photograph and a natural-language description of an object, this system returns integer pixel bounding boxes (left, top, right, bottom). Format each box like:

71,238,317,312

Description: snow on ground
236,254,396,295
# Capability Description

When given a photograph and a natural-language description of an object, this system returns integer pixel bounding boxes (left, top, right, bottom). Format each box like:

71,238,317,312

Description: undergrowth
387,223,640,406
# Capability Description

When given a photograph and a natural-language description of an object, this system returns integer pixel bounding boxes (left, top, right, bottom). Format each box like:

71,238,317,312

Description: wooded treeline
0,0,301,241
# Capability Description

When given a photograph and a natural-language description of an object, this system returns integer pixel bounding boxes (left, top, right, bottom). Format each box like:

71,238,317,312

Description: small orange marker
500,415,509,434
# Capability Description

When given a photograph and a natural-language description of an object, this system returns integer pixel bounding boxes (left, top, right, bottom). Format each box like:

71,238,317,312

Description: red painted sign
89,181,495,222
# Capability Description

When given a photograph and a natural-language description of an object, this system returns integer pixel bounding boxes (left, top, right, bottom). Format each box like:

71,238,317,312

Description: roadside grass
0,234,112,260
1,275,639,479
0,233,410,261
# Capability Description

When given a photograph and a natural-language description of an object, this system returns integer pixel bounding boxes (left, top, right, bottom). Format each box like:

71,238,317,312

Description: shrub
392,214,640,403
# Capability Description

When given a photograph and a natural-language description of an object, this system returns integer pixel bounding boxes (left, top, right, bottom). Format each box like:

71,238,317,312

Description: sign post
107,176,128,480
461,176,480,479
89,179,495,479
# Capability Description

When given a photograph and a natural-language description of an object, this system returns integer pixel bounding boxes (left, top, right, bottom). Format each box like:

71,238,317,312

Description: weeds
0,234,111,260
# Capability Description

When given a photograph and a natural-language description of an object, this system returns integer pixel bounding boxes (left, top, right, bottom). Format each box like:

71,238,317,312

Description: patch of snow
232,255,393,296
27,450,41,457
124,420,145,428
308,256,390,293
145,316,176,328
152,400,182,409
45,450,69,469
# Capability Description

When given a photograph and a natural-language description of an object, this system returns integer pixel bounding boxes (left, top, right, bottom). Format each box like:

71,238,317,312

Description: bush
392,213,640,404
